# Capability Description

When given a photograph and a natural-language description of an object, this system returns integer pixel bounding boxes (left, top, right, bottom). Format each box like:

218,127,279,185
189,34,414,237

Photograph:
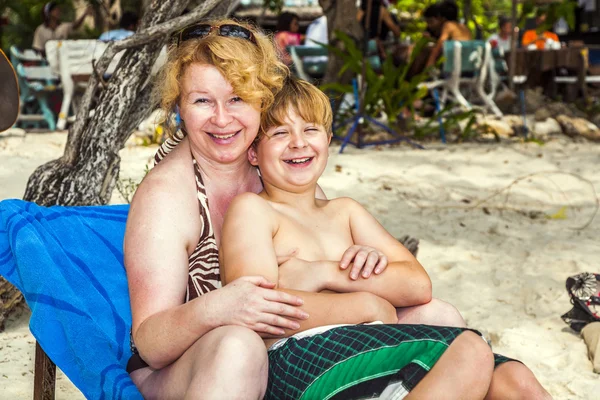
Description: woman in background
274,12,304,65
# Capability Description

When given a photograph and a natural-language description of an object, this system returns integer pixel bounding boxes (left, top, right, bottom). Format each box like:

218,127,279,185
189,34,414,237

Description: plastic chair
420,40,501,116
10,46,59,130
288,45,328,81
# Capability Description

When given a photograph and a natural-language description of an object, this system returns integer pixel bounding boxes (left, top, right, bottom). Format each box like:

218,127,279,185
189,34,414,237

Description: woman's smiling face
179,63,261,165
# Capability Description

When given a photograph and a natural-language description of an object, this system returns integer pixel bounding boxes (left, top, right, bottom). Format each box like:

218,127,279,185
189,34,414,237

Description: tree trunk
319,0,363,85
1,0,232,327
0,278,23,330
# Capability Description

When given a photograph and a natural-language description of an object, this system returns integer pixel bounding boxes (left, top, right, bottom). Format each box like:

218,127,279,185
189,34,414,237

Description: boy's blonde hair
259,77,333,139
154,18,289,137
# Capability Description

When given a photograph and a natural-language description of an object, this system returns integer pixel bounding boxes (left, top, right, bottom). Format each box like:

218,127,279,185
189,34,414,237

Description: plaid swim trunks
266,323,514,400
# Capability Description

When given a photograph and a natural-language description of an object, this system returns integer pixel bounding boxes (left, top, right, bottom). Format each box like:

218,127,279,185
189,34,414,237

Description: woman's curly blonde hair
154,18,289,137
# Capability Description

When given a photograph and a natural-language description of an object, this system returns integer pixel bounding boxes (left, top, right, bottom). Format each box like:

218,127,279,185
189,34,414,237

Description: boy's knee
454,331,495,375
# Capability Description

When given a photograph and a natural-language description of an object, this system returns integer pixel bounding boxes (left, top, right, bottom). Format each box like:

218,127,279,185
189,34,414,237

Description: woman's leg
485,361,552,400
407,331,494,399
397,297,467,328
130,326,268,400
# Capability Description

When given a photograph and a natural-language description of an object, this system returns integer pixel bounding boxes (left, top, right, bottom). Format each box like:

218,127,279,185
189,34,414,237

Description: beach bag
561,272,600,332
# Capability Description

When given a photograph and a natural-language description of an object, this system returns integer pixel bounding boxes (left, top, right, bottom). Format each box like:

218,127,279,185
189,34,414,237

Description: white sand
1,131,599,399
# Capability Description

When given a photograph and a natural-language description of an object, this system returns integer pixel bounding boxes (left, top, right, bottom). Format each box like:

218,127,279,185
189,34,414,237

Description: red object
490,39,498,49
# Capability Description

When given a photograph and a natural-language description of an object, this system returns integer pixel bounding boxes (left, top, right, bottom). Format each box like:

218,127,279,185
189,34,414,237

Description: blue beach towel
0,199,142,399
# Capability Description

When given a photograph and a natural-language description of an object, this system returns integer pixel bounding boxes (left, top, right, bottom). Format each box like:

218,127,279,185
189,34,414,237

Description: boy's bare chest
272,209,354,262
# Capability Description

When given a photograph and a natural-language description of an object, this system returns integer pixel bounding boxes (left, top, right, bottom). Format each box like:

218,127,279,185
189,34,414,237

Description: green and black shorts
266,324,514,400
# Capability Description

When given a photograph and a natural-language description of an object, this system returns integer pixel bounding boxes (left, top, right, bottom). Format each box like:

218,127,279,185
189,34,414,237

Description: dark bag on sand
561,273,600,332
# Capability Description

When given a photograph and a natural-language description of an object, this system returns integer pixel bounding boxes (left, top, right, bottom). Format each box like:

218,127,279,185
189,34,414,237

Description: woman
274,12,303,65
123,19,537,399
32,2,92,57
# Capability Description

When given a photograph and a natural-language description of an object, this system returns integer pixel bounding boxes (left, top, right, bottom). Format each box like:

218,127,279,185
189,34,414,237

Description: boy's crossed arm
220,193,398,337
278,198,432,308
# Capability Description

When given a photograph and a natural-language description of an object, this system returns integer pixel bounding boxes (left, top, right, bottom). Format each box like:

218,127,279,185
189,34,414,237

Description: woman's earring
175,105,181,126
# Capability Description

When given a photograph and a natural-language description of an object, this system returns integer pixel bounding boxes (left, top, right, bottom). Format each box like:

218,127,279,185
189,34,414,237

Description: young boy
220,77,432,345
219,77,550,400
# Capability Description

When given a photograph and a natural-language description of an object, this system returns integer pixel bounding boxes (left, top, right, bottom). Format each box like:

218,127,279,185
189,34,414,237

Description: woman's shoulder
131,141,198,219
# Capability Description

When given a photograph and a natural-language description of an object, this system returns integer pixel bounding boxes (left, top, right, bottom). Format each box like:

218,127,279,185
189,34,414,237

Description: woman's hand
340,245,388,280
209,276,309,336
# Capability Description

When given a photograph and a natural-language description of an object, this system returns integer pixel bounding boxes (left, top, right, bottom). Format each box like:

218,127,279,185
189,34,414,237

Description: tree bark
319,0,363,85
22,0,226,206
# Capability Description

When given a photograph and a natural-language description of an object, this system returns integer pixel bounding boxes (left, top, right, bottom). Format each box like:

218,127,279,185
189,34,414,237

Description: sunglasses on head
177,23,257,46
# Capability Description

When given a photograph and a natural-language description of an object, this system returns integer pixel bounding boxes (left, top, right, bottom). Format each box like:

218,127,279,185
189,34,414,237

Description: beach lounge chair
0,199,142,399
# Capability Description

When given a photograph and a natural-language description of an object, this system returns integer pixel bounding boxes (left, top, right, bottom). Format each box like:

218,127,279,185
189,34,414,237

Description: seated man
521,10,559,50
220,76,551,399
424,1,472,68
488,16,513,52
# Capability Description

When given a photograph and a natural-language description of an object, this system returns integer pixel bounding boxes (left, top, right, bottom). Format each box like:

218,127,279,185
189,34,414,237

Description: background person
425,1,472,68
99,11,138,42
32,1,92,56
274,11,304,65
356,0,401,60
488,16,513,52
521,10,559,50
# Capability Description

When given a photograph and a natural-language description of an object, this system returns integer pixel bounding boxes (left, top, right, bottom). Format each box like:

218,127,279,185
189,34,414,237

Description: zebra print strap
152,129,222,301
154,129,186,166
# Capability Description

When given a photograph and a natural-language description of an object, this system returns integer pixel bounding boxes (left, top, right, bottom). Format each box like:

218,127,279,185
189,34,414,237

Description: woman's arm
125,171,215,369
220,193,398,336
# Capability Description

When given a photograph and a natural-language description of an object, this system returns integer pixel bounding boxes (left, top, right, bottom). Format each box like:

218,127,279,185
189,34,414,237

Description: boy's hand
340,245,388,280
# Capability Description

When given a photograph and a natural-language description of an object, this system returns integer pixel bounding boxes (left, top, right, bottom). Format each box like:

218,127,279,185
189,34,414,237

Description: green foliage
412,103,477,141
262,0,285,13
321,30,430,126
391,0,575,42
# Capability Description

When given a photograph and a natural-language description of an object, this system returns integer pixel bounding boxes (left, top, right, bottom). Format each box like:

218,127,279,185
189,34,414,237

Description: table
504,47,589,99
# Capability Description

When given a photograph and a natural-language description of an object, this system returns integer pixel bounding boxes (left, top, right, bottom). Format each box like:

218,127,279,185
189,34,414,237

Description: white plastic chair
420,40,502,116
46,40,167,130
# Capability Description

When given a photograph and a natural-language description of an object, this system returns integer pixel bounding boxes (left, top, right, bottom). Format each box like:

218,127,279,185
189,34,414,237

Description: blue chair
288,45,328,81
10,46,59,130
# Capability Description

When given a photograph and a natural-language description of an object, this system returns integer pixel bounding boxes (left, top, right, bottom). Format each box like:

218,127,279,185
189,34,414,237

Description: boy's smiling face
248,107,330,193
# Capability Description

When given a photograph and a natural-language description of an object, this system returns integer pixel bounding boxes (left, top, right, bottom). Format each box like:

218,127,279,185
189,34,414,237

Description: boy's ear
248,144,259,166
328,133,332,145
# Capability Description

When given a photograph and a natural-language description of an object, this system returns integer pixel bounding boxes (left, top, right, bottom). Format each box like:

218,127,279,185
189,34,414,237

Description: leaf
320,83,353,94
547,206,568,220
